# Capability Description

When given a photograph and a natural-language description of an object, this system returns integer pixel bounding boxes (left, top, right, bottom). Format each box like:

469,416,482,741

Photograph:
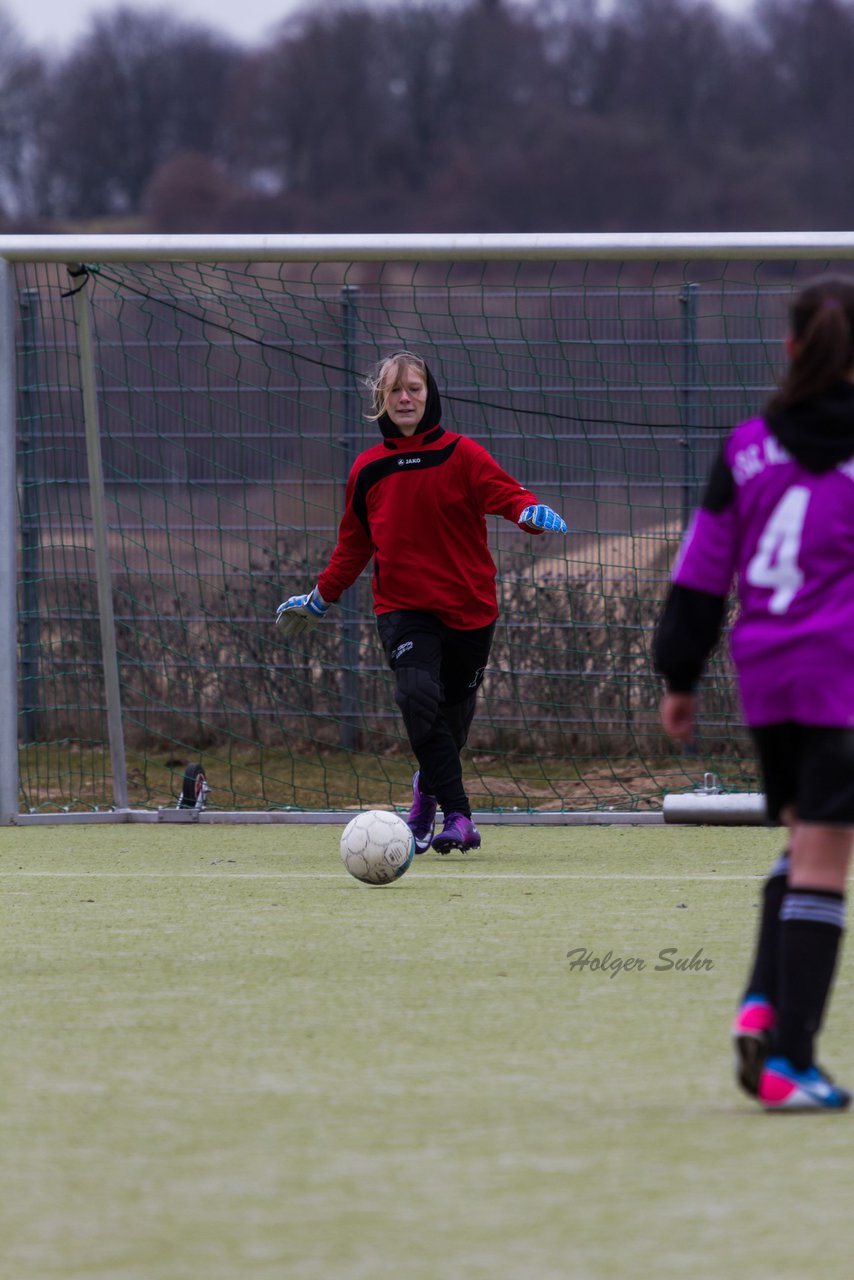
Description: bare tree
144,151,234,232
0,8,45,220
224,1,558,230
37,7,241,218
226,7,389,210
753,0,854,220
12,0,854,233
583,0,737,137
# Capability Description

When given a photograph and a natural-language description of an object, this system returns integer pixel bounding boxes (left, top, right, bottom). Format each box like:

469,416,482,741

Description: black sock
775,889,845,1071
743,850,789,1005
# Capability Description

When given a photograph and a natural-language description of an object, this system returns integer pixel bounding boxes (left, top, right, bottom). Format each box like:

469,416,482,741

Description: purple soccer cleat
406,771,437,854
432,812,481,855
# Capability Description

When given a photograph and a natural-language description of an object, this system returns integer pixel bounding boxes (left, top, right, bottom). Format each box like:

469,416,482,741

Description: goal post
3,231,853,824
0,257,19,824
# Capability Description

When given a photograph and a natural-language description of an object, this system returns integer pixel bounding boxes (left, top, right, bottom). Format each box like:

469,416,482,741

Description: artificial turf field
2,822,853,1280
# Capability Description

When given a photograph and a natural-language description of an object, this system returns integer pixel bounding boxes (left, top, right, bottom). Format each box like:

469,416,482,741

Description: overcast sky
4,0,751,53
4,0,307,49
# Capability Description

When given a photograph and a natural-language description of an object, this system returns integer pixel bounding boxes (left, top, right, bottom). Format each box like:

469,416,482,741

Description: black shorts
750,723,854,826
376,610,495,704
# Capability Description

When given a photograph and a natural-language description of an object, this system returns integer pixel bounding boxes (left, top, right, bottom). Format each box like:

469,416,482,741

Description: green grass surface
2,823,852,1279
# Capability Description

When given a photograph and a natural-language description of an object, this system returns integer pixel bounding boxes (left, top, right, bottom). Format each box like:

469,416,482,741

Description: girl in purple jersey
654,276,854,1111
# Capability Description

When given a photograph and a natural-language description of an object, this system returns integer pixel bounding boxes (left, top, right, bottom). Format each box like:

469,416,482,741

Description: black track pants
376,610,495,817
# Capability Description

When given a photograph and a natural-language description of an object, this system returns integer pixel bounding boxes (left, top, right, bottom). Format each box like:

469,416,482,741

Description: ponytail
766,277,854,415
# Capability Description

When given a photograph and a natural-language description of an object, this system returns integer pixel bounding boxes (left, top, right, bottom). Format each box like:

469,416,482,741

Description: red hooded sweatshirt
317,422,539,630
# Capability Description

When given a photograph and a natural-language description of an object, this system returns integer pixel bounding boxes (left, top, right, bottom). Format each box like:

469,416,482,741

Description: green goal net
7,243,819,814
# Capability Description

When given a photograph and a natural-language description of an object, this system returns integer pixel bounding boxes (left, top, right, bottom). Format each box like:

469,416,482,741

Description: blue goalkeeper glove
275,586,332,638
518,504,567,534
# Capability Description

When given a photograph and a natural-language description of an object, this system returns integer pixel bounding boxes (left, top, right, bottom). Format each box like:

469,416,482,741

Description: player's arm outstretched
466,441,567,534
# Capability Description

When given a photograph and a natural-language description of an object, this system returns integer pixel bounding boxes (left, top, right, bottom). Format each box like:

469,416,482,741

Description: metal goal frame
3,231,852,825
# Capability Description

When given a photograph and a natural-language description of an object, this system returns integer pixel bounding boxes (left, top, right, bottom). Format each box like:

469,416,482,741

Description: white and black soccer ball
339,810,415,885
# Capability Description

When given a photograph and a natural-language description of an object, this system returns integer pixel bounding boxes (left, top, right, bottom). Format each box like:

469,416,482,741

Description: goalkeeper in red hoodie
276,351,566,853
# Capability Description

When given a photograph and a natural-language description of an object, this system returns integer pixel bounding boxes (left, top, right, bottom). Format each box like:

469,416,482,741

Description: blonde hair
365,351,428,421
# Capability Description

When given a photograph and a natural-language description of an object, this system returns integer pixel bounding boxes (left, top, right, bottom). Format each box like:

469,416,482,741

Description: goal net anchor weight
156,764,211,821
663,772,767,825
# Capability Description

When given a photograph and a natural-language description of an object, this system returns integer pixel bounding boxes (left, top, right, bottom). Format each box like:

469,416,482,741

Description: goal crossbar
5,231,854,264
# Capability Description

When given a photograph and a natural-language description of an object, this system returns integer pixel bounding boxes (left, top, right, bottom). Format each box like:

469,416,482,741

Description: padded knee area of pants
394,665,441,745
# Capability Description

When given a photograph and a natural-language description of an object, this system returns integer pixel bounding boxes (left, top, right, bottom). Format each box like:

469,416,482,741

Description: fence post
0,258,19,822
678,280,702,759
679,282,700,530
338,285,362,752
69,267,129,811
19,288,41,743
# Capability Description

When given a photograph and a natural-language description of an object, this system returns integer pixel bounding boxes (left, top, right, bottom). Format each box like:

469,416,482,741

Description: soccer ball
339,810,415,885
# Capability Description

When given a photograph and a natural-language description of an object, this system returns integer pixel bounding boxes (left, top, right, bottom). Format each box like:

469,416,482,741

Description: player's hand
275,587,331,638
518,503,567,534
660,691,695,743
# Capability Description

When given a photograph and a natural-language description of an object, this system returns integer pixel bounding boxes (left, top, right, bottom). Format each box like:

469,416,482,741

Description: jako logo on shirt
398,457,421,466
393,641,414,661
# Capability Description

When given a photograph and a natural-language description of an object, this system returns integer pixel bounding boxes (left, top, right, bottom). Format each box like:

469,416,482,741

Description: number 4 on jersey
746,485,810,615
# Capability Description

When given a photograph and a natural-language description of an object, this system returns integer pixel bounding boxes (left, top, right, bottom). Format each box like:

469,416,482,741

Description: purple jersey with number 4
673,416,854,726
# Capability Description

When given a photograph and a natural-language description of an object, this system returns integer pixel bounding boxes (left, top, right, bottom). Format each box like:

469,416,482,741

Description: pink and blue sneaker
758,1057,851,1111
731,996,776,1098
406,771,437,854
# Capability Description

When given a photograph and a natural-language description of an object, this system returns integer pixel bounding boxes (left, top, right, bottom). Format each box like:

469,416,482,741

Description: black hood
377,363,443,439
767,380,854,473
